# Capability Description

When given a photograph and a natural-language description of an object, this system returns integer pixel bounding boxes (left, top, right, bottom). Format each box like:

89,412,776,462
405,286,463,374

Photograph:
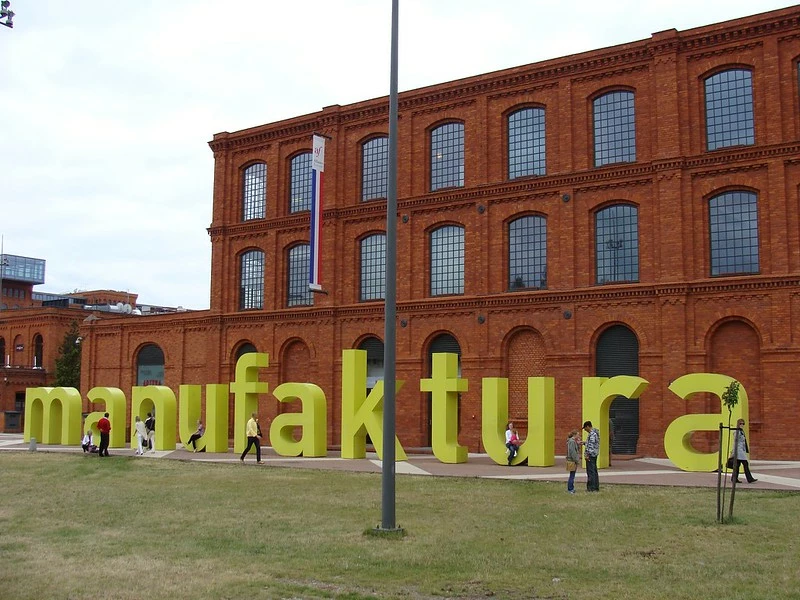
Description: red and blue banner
309,134,325,292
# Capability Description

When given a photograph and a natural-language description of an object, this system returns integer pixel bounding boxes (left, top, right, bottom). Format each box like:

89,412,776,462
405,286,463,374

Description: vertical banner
309,134,325,292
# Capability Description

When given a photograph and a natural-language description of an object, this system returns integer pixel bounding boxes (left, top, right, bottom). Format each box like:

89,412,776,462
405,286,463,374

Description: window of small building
239,250,264,310
595,204,639,284
430,122,464,191
705,69,754,151
287,244,313,307
509,215,547,290
289,152,312,213
362,137,389,201
242,162,267,221
709,191,759,276
360,233,386,301
430,225,465,296
508,107,545,179
593,91,636,167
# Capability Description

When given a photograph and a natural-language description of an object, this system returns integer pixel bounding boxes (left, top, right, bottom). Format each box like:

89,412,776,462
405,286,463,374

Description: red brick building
78,6,800,459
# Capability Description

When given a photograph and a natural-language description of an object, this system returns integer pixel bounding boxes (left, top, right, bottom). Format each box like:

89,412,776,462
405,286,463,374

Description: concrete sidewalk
2,433,799,491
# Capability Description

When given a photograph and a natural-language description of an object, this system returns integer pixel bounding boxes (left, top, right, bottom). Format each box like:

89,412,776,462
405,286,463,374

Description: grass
0,452,798,600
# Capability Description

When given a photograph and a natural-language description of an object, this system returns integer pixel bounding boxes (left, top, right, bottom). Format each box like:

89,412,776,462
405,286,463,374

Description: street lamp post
379,0,401,533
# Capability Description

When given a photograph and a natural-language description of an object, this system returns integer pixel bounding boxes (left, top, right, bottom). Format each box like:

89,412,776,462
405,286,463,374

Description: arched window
705,69,754,150
709,191,759,276
289,152,312,213
430,122,464,191
430,225,464,296
596,325,640,454
239,250,264,310
33,334,43,368
595,205,639,284
0,337,5,366
508,215,547,290
593,91,636,167
287,244,313,307
362,137,388,201
235,343,257,360
508,107,545,179
136,344,165,386
360,233,386,301
242,162,266,221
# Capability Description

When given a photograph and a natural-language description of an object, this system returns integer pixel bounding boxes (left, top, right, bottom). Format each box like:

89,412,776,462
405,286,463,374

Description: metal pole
380,0,399,531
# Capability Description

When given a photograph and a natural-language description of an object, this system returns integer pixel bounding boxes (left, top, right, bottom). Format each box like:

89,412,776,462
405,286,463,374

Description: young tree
54,321,81,389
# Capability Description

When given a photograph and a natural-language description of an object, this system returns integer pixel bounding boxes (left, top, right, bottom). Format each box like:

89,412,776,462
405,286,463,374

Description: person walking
566,429,581,494
583,420,600,491
134,415,148,455
730,418,758,484
144,412,155,452
240,413,262,464
97,412,111,457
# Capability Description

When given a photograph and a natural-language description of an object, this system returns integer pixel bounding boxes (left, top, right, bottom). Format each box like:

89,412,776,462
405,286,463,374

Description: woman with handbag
566,429,581,494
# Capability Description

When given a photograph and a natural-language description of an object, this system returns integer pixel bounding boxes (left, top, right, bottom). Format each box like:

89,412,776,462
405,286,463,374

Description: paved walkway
2,433,799,491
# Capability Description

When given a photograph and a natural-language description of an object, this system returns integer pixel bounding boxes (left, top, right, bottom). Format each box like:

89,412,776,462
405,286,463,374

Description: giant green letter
230,352,269,454
132,386,177,451
420,352,468,464
340,349,407,460
24,387,83,445
664,373,749,472
582,376,649,469
269,382,327,457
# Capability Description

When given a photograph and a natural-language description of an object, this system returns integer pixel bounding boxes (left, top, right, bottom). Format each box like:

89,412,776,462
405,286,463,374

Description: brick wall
77,6,800,459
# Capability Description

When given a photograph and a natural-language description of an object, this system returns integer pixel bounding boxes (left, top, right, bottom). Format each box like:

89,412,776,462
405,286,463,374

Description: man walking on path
240,413,262,464
583,420,600,491
97,413,111,457
144,412,155,452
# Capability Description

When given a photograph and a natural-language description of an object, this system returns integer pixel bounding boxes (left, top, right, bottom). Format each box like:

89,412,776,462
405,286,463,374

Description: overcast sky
0,0,794,309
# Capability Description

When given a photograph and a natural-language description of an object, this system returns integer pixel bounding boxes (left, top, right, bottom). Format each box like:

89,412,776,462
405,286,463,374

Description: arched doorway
595,325,639,454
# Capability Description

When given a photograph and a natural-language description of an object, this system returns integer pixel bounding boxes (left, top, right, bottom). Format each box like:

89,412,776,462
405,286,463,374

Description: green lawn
1,452,798,599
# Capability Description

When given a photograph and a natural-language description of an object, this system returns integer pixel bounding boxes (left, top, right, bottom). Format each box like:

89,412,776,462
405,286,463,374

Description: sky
0,0,795,310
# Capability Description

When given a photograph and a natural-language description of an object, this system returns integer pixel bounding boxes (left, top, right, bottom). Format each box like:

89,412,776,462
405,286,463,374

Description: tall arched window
362,137,388,201
508,215,547,290
705,69,754,150
593,91,636,167
595,204,639,284
430,122,464,191
0,337,5,366
360,233,386,301
137,344,165,386
289,152,312,213
242,162,266,221
508,107,545,179
33,334,43,368
709,191,759,276
596,325,639,454
235,343,257,360
287,244,313,307
430,225,464,296
239,250,264,310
